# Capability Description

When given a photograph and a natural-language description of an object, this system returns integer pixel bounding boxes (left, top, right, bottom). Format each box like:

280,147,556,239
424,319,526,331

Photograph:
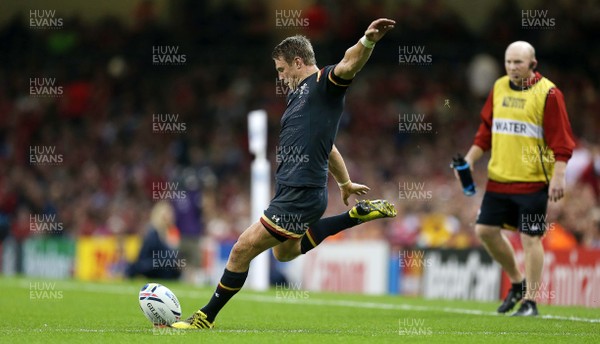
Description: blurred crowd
0,0,599,263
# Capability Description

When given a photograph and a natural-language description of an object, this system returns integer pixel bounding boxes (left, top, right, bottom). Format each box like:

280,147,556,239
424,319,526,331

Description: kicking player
173,18,397,329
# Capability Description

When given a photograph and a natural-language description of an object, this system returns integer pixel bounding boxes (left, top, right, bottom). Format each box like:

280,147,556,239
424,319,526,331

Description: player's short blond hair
272,35,316,66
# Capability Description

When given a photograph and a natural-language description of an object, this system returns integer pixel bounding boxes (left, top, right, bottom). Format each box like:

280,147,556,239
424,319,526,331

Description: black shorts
260,183,328,241
476,188,549,236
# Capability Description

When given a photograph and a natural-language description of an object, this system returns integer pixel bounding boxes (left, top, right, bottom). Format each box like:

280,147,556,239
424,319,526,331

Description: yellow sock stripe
218,282,242,292
306,230,317,248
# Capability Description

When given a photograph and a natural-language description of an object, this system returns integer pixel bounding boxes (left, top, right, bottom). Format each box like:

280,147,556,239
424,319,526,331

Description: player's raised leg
300,199,396,254
171,221,281,329
273,199,397,261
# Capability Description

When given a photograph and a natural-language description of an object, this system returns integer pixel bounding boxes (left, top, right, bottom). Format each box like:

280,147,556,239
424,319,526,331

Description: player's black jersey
275,65,352,187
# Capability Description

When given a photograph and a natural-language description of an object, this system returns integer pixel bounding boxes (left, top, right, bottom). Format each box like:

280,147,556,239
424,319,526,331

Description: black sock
300,212,359,254
512,278,526,296
201,269,248,322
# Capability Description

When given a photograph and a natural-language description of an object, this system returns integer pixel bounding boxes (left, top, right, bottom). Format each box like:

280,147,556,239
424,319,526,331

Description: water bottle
451,154,476,196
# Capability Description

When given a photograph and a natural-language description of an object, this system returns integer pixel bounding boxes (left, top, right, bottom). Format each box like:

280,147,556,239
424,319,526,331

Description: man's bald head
506,41,536,61
504,41,538,86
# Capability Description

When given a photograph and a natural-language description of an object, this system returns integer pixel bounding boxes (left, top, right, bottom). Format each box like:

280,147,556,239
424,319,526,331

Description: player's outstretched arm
334,18,395,80
329,145,370,206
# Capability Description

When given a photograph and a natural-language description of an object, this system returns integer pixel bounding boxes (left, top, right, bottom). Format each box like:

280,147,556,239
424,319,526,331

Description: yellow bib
489,76,556,183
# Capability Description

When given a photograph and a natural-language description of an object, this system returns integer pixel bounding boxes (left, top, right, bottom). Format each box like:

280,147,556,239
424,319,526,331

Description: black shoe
511,300,539,316
497,280,525,313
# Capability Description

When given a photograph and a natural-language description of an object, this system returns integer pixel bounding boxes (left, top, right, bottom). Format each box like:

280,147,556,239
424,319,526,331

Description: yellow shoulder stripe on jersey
317,69,323,82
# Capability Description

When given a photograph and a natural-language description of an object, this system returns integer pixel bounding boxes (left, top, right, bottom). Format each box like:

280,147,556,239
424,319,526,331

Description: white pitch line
15,280,600,324
0,327,349,335
236,294,600,323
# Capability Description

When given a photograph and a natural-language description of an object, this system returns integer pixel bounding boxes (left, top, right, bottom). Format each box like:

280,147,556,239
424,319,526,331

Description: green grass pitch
1,276,598,343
